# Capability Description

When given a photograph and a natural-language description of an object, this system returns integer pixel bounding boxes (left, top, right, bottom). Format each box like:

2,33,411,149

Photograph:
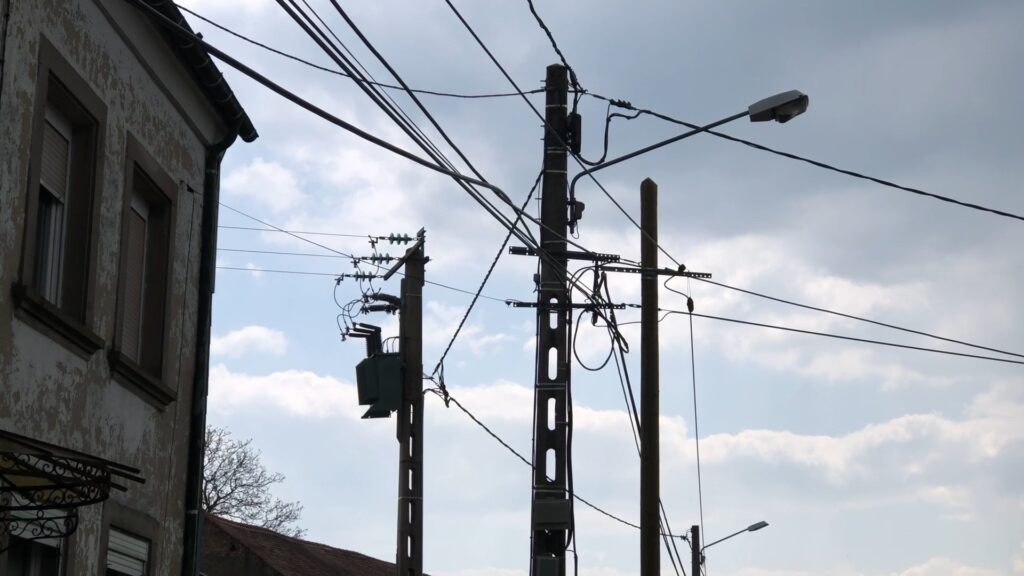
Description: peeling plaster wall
0,0,233,574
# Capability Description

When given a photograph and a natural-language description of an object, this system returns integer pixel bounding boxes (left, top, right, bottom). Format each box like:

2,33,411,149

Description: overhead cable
176,3,545,100
659,309,1024,366
587,93,1024,224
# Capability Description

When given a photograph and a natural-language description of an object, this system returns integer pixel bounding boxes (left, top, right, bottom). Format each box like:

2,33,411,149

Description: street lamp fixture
567,90,808,229
749,90,809,123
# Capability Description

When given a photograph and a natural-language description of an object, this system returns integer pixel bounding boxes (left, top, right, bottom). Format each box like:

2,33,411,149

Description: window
24,74,100,321
109,137,175,403
14,38,105,357
105,528,149,576
4,537,62,576
117,166,170,374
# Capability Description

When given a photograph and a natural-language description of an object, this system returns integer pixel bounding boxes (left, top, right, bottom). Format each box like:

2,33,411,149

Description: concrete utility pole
530,63,571,576
640,178,660,576
395,233,426,576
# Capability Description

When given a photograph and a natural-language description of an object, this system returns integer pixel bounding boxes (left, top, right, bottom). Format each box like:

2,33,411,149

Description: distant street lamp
689,521,770,576
567,90,808,229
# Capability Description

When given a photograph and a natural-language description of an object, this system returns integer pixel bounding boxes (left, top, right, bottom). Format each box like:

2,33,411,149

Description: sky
177,1,1023,574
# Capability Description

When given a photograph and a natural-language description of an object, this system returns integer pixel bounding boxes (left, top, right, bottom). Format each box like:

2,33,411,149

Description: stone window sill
11,282,104,360
108,349,177,409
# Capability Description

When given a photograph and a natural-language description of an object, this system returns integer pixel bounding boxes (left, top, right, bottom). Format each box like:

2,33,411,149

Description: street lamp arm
568,110,750,207
701,527,749,551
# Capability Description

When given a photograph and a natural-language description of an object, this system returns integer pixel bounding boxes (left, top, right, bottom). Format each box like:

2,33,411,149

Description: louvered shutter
107,528,149,576
40,120,69,200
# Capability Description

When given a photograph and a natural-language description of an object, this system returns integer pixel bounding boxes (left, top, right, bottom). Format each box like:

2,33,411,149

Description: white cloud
208,364,362,419
244,262,264,278
890,557,1005,576
1014,542,1024,573
210,325,288,358
223,157,305,213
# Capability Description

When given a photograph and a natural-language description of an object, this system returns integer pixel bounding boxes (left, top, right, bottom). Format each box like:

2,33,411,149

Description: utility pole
640,178,660,576
530,63,571,576
394,232,426,576
691,525,701,576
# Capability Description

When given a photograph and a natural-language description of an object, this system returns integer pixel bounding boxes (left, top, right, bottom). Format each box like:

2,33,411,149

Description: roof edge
137,0,258,143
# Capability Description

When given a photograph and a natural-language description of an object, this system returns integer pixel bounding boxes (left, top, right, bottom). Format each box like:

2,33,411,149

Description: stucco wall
0,0,232,573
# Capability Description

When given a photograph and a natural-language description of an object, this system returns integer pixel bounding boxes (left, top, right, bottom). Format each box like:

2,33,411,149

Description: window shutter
107,529,149,576
40,120,69,200
121,204,148,362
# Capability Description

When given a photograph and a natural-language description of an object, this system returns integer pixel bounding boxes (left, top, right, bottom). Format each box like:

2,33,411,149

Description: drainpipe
0,0,12,113
181,125,238,576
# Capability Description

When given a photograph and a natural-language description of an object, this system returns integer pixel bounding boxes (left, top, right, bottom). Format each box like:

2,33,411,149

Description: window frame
108,134,177,408
13,37,106,359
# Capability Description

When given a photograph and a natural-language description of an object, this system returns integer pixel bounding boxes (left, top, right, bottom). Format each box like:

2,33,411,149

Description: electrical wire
278,0,614,317
218,247,357,258
657,309,1024,366
135,0,617,323
586,92,1024,224
687,284,705,565
176,3,545,100
217,225,377,238
679,276,1024,360
218,202,509,301
430,169,544,381
424,386,644,531
524,0,581,91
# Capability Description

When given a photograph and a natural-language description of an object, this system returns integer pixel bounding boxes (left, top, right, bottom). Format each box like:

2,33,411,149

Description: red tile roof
203,515,398,576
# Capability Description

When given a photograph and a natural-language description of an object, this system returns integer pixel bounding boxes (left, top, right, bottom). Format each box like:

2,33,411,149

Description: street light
702,520,770,551
567,90,808,228
690,521,769,576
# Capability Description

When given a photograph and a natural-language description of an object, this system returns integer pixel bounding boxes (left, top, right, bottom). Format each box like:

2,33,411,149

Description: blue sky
181,1,1023,574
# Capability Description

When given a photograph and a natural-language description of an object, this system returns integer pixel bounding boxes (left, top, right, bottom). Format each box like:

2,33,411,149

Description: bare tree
202,426,305,538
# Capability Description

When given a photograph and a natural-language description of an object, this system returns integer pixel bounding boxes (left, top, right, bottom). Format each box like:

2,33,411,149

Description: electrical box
355,352,403,418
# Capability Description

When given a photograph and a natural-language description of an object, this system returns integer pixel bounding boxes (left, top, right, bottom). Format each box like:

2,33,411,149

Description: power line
686,288,705,564
430,169,544,379
524,0,581,90
427,387,644,531
136,0,614,317
218,202,509,301
658,309,1024,366
218,247,356,258
217,266,339,277
218,225,375,238
683,277,1024,360
587,92,1024,224
176,3,545,100
443,0,686,271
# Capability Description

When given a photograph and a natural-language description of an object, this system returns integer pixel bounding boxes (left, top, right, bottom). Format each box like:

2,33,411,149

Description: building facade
0,1,255,574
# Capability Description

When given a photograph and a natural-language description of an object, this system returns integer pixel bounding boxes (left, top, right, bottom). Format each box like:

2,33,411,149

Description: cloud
210,325,288,358
890,557,1005,576
1014,542,1024,573
208,364,362,419
223,157,305,213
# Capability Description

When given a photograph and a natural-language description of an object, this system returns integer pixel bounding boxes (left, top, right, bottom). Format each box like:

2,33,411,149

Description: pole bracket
509,246,620,263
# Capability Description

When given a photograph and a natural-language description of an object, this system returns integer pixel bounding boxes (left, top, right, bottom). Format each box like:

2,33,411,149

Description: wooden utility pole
530,63,571,576
395,233,426,576
640,178,660,576
691,525,701,576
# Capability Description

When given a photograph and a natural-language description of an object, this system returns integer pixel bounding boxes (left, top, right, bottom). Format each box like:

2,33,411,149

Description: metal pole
530,63,571,576
640,178,660,576
691,525,701,576
397,235,426,576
